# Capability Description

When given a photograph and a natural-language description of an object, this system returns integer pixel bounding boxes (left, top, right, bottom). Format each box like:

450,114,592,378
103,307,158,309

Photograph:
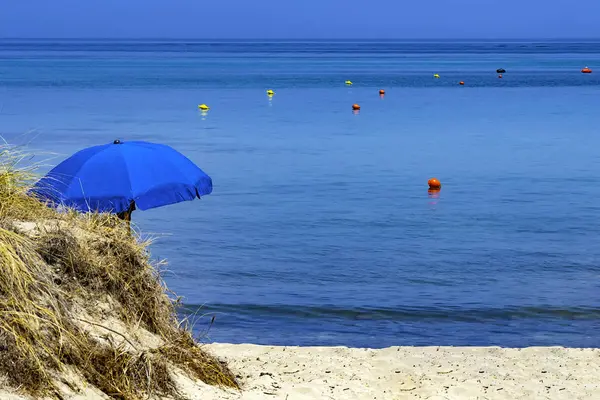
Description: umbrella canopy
31,140,212,214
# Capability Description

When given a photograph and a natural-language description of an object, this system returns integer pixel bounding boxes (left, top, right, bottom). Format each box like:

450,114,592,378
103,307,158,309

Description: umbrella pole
124,210,131,233
125,201,135,234
117,202,135,234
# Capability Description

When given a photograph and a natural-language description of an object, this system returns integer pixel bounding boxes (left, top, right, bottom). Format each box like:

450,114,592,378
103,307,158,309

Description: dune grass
0,146,238,399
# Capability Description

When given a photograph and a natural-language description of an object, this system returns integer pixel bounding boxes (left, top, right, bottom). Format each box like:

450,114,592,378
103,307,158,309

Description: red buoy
379,89,385,95
459,81,465,86
352,104,361,111
428,178,442,190
582,67,592,74
498,74,503,79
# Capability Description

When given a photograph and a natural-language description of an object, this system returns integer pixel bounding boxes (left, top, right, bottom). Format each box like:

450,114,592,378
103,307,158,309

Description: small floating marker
379,89,385,95
498,74,503,79
428,178,442,190
459,81,465,86
433,74,440,79
345,80,353,85
266,89,275,96
496,68,506,74
198,104,210,110
352,104,361,111
582,67,592,74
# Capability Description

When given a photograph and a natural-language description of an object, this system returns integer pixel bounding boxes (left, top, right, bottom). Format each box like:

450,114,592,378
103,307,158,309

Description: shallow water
2,40,600,347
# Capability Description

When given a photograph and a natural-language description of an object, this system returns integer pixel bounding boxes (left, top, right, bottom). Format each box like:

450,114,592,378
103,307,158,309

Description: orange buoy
379,89,385,95
459,81,465,86
582,67,592,73
498,74,503,79
352,104,361,110
428,178,442,190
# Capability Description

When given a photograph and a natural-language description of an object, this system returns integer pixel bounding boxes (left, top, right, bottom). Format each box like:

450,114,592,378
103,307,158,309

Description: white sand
196,344,600,400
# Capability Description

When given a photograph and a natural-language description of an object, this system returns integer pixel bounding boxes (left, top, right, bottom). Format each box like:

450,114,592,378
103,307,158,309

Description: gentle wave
181,303,600,322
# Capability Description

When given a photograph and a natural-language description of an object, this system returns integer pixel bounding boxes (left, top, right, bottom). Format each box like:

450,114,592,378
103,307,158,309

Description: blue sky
0,0,598,39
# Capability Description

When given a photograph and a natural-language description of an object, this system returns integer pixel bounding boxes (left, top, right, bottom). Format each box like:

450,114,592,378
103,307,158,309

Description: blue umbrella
31,140,212,215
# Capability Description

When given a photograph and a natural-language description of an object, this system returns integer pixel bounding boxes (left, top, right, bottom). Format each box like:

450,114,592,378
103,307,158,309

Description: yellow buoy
266,89,275,96
433,74,440,78
345,80,353,85
198,104,210,111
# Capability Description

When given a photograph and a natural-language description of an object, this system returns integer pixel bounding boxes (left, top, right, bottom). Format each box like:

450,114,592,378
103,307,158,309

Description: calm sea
1,40,600,347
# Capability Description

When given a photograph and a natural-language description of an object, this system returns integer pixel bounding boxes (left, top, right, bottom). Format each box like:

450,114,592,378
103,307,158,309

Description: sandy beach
194,344,600,400
2,344,599,399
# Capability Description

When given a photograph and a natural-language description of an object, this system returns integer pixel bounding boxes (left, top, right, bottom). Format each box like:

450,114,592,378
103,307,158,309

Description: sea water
1,40,600,347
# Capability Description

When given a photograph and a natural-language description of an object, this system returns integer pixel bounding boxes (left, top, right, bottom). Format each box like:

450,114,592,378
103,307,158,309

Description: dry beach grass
0,145,238,399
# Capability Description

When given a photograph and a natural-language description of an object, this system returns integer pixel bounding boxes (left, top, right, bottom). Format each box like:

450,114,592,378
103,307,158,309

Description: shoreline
198,343,600,399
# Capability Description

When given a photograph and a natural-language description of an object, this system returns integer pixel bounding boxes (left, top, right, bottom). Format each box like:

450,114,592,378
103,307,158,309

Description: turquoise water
2,40,600,347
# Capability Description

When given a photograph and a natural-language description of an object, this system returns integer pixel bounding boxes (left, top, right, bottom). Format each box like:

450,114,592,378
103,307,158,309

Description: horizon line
2,37,600,41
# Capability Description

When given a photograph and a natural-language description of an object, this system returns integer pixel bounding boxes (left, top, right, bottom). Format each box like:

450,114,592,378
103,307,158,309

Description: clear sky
0,0,598,39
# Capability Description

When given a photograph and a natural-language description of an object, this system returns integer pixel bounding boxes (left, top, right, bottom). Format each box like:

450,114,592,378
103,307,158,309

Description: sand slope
200,344,600,400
